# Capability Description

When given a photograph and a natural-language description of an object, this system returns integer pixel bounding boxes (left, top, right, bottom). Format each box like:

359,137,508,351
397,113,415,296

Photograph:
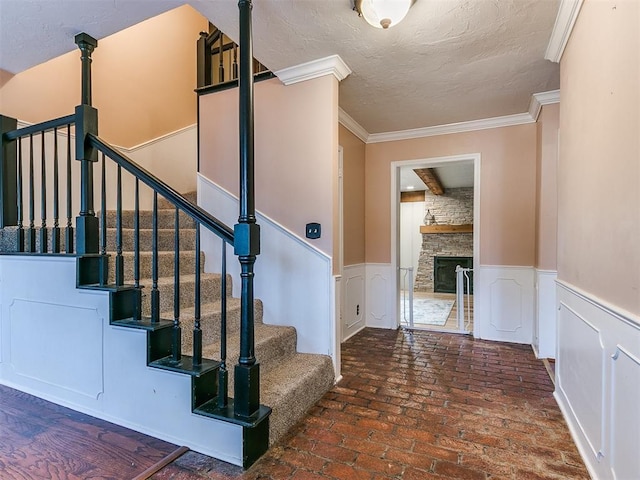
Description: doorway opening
392,154,480,335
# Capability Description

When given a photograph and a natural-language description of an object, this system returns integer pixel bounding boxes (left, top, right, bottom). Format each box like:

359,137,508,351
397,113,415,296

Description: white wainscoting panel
343,264,365,341
9,300,103,399
475,266,534,343
555,281,640,480
535,269,558,359
610,346,640,480
365,264,396,329
197,174,335,361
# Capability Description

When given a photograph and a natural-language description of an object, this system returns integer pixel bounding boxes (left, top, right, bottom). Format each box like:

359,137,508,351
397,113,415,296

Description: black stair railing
0,0,269,455
196,22,269,89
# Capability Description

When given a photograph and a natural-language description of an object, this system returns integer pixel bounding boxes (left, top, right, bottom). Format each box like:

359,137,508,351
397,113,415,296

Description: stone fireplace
414,187,473,292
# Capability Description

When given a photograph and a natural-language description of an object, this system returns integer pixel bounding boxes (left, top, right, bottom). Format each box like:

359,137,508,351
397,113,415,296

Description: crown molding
366,112,535,144
274,55,351,86
545,0,584,63
528,90,561,121
338,108,369,143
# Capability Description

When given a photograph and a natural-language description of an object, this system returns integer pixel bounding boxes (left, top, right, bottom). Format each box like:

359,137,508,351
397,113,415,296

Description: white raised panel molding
610,346,640,480
475,266,534,344
535,269,558,359
365,264,395,329
555,281,640,480
343,264,365,341
197,174,335,363
9,300,103,400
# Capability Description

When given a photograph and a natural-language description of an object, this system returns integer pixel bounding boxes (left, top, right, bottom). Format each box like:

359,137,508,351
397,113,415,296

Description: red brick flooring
153,328,589,479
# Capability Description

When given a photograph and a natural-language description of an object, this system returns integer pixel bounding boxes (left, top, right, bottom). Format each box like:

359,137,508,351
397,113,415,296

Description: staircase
103,192,334,446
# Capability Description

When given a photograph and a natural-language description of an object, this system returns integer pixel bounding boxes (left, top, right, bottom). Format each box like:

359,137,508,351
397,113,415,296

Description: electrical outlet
306,222,321,239
356,304,360,315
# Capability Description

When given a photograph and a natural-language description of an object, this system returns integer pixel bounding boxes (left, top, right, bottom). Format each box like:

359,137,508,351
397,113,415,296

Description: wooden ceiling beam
413,168,445,195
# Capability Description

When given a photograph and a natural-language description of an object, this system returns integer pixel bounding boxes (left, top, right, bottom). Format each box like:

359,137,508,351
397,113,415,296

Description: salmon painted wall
364,124,538,266
559,0,639,314
0,5,207,148
199,76,339,256
535,103,559,270
339,125,366,266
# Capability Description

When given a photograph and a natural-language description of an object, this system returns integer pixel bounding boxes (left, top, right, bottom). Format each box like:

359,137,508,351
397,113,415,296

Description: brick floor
152,328,590,479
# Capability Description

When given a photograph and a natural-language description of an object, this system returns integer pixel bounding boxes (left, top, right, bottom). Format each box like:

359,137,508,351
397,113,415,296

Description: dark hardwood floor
0,384,181,479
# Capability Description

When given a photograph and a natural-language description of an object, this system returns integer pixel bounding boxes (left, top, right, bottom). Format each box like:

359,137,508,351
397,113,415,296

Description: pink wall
364,124,538,266
0,6,207,148
559,0,639,314
199,76,339,256
339,125,366,266
535,103,559,270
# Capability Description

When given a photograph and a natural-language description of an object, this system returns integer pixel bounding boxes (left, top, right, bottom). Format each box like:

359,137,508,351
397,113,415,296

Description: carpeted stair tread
138,273,232,315
159,297,263,349
107,250,204,281
158,191,197,209
105,228,196,251
261,353,335,445
102,209,196,230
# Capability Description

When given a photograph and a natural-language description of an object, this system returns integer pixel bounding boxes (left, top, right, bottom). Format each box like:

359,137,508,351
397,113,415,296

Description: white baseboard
555,281,640,480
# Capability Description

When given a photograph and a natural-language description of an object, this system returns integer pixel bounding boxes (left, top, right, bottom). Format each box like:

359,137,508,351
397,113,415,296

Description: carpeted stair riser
262,354,335,445
166,297,262,349
105,228,196,252
139,273,231,317
106,250,204,283
0,226,71,254
101,210,196,230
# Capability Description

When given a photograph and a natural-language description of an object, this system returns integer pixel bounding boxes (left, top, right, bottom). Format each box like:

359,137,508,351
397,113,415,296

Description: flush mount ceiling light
354,0,413,29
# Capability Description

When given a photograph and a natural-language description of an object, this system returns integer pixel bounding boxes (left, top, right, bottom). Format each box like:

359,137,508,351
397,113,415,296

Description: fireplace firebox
434,256,473,294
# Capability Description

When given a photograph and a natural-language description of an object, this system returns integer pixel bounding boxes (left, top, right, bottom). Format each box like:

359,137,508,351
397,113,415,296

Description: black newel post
74,33,99,255
234,0,261,419
0,115,18,229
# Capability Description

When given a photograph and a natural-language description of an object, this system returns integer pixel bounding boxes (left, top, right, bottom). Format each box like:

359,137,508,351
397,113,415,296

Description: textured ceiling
0,0,560,134
400,162,474,192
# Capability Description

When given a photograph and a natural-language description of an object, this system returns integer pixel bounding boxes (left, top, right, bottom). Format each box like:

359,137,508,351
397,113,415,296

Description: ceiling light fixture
354,0,413,29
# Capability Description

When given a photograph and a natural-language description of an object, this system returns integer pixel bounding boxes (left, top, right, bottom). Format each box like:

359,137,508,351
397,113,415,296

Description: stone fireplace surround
414,188,473,292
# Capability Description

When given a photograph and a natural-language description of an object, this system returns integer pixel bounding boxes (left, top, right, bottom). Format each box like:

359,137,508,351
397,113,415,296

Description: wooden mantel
420,224,473,234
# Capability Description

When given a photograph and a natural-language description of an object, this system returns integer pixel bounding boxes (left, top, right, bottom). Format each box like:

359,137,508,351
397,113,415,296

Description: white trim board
390,153,481,335
275,55,351,86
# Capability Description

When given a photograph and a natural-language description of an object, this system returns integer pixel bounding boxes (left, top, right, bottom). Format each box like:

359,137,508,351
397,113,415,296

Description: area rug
402,298,455,326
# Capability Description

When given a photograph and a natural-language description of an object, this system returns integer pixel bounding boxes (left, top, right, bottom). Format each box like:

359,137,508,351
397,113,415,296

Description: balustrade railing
0,0,264,423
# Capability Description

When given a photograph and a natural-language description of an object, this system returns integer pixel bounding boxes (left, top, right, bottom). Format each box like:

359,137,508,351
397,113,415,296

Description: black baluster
39,133,47,253
16,137,24,252
218,240,228,408
134,179,140,289
27,134,36,252
151,192,159,323
100,153,106,257
115,165,124,286
51,128,60,253
99,153,107,286
193,224,202,366
65,125,74,253
172,207,181,362
233,44,238,80
218,31,225,83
